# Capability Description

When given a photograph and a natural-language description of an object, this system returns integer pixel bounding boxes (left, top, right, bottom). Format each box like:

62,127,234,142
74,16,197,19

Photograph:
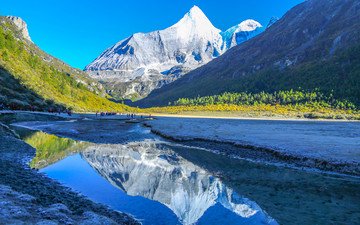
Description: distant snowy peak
84,5,267,98
169,5,221,38
172,5,218,30
221,19,263,50
229,19,263,33
221,19,262,42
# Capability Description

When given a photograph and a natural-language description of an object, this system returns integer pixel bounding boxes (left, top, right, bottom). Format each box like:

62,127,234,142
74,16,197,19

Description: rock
79,211,116,225
35,220,58,225
5,16,32,42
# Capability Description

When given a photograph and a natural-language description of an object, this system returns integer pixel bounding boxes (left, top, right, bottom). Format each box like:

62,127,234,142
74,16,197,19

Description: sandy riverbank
148,112,360,122
0,114,139,224
3,110,360,122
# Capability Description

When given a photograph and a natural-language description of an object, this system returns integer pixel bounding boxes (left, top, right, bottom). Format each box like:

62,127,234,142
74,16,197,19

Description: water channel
11,120,360,225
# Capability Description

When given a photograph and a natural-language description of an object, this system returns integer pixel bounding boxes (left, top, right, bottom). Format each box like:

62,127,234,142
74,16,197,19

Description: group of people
96,112,117,117
127,113,137,118
0,103,37,111
0,103,16,110
94,112,148,119
48,108,72,116
48,108,62,114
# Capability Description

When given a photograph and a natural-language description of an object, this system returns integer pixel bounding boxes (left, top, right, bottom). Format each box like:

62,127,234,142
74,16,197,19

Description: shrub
45,99,55,105
8,98,30,109
0,93,8,101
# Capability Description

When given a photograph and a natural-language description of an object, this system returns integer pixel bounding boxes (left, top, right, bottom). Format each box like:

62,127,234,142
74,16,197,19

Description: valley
1,0,360,224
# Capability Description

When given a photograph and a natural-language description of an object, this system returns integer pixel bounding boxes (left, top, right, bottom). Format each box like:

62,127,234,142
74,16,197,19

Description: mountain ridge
84,6,266,99
136,0,360,107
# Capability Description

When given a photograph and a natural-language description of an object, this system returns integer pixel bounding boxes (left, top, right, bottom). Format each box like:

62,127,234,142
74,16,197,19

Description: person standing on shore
1,103,4,110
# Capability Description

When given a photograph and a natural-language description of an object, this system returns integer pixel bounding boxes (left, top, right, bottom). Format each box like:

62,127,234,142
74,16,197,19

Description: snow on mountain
221,19,263,50
168,6,222,47
84,6,264,99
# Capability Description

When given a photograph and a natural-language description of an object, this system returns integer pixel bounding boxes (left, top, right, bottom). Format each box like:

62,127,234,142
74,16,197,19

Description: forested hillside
148,89,358,120
0,16,131,112
171,90,357,110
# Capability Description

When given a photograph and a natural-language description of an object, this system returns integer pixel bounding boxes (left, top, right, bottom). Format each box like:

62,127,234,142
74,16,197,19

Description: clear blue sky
1,0,305,69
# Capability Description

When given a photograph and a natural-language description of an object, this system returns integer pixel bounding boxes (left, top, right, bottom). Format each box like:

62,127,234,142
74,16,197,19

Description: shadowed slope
137,0,360,107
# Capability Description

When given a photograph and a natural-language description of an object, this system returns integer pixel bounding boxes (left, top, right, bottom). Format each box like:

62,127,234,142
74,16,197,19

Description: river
11,118,360,225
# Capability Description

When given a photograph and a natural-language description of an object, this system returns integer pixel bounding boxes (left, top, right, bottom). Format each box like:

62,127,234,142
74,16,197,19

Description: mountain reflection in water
21,130,276,225
81,141,276,225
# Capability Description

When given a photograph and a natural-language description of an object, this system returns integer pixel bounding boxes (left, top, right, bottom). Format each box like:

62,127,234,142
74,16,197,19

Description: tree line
171,90,357,110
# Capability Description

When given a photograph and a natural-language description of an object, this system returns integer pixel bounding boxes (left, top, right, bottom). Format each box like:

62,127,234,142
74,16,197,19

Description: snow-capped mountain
84,6,264,99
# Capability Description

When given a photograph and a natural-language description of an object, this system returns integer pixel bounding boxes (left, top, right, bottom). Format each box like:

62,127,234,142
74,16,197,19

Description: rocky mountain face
5,16,32,42
81,141,276,225
84,6,265,99
138,0,360,107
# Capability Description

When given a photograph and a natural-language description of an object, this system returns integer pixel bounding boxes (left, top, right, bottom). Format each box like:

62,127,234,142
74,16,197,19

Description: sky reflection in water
22,129,276,225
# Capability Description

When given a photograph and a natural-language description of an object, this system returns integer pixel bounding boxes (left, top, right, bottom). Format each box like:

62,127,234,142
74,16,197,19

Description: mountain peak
237,19,262,32
170,5,221,38
188,5,205,18
176,5,213,26
183,5,213,26
85,6,265,99
5,16,32,42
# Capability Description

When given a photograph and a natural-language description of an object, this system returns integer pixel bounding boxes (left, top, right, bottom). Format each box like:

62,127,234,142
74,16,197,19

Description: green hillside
0,16,132,112
166,45,360,109
138,44,360,109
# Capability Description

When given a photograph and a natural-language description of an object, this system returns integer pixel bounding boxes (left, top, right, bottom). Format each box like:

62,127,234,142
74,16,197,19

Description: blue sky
1,0,305,69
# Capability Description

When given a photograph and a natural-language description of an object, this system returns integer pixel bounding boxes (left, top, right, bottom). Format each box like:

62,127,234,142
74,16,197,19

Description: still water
12,121,360,225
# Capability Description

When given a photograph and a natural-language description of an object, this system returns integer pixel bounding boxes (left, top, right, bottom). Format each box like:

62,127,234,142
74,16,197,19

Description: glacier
84,6,267,99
